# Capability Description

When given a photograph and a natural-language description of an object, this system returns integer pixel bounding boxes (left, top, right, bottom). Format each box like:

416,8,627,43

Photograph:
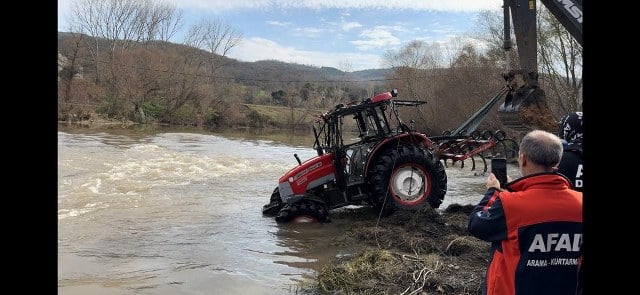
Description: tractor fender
363,132,435,175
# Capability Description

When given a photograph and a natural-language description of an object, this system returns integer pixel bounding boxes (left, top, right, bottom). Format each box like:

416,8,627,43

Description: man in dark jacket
557,111,583,191
468,130,583,295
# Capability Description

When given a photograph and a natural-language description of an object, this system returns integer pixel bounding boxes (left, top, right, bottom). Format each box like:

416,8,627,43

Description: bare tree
439,36,468,68
174,18,242,121
448,43,504,129
338,60,354,92
69,0,144,83
58,32,93,121
154,3,183,43
70,0,182,47
474,10,512,70
537,6,583,114
70,0,140,53
68,0,103,83
66,0,188,119
184,17,242,83
383,40,442,118
59,33,84,103
339,60,353,73
382,36,506,134
162,47,206,116
134,0,183,44
475,7,583,117
283,85,313,132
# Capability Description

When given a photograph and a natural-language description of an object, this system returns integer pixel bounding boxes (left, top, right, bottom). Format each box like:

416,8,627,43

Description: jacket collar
505,172,572,192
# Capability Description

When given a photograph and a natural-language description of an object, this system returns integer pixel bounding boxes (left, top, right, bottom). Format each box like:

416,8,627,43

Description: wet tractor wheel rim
389,164,430,205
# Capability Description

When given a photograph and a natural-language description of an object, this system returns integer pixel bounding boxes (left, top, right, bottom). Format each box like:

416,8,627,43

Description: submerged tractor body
262,89,447,223
262,0,582,223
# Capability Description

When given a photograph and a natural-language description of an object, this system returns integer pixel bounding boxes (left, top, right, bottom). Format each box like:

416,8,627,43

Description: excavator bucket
496,70,558,133
498,85,558,133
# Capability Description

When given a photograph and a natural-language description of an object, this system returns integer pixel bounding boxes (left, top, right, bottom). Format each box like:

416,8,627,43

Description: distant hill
57,31,393,89
224,59,393,88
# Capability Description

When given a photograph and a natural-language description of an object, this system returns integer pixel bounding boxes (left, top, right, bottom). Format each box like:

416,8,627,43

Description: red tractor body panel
370,92,392,103
278,153,336,201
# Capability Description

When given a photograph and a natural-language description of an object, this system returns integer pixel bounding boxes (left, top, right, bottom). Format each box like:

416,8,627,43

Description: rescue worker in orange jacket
468,130,583,295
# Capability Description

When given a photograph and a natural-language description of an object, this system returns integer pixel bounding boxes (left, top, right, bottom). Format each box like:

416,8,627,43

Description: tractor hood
278,153,336,202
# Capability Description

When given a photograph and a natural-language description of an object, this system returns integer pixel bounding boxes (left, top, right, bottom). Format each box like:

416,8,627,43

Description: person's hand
486,172,501,190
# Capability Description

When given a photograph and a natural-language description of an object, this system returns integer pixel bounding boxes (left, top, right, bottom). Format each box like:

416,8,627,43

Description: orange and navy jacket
468,172,583,295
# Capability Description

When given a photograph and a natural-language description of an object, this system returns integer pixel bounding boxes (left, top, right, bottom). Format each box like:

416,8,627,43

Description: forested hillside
57,31,396,131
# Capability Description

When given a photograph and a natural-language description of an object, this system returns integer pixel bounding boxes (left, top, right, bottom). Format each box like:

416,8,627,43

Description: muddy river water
57,125,519,294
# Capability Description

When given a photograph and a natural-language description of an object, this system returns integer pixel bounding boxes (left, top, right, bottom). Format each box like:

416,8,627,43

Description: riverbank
58,103,323,131
298,204,488,294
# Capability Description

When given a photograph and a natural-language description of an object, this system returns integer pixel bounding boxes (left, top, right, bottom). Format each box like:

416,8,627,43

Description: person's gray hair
519,130,563,168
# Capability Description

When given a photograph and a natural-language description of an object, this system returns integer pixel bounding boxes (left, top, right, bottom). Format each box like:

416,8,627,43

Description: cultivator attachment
425,86,520,173
429,131,519,173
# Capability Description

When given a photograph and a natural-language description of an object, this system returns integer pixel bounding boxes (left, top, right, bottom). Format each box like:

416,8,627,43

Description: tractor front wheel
262,187,283,216
275,199,330,223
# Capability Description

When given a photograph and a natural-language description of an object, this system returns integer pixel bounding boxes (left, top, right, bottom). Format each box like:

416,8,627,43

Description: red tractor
262,89,448,223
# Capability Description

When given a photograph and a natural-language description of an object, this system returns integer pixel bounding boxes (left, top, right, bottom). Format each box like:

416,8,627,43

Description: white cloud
171,0,273,11
342,22,362,31
465,37,491,52
293,27,326,37
58,0,501,32
228,37,384,71
174,0,499,12
350,28,401,50
376,25,408,32
432,28,456,35
426,21,460,35
266,20,292,26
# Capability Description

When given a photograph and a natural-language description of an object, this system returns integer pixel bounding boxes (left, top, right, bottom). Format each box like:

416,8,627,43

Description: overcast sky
57,0,503,71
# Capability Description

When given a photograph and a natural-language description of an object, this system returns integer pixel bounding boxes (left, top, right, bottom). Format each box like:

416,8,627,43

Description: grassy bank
297,205,489,294
242,104,326,129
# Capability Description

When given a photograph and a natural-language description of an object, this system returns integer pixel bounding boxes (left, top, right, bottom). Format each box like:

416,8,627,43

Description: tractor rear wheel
368,144,447,216
275,199,329,223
